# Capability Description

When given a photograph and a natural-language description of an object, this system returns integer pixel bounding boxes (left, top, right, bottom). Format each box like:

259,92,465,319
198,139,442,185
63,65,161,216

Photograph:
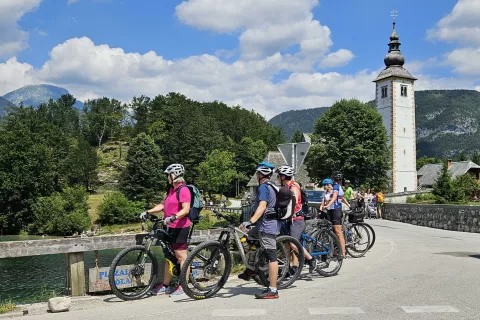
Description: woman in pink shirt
146,164,191,296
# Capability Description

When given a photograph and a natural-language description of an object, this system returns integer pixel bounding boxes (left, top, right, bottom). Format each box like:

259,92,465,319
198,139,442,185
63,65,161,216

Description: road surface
21,219,480,320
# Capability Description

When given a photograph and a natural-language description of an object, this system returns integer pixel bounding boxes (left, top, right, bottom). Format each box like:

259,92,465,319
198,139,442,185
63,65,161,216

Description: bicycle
179,210,304,300
341,211,371,258
108,214,199,301
300,219,343,277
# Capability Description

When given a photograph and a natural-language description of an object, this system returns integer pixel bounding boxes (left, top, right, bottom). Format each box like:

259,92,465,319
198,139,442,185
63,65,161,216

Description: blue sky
0,0,479,118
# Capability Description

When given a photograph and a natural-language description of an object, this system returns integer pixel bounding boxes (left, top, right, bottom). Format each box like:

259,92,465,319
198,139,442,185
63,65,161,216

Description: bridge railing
0,229,222,296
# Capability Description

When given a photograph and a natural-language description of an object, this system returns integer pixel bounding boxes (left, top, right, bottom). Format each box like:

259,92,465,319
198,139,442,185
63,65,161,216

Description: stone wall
384,203,480,233
384,189,432,204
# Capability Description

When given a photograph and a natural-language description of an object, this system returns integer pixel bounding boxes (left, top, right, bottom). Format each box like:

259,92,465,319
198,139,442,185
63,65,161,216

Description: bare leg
268,261,278,289
333,225,346,257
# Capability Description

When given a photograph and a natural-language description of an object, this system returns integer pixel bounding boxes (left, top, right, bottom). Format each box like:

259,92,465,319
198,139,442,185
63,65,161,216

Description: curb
0,311,24,319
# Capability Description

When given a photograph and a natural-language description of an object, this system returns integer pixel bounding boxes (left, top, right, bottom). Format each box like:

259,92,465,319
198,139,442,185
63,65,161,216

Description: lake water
0,235,127,303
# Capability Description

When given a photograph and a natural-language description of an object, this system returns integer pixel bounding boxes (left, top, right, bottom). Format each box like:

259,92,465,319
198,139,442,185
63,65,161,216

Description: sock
269,286,277,293
163,283,169,288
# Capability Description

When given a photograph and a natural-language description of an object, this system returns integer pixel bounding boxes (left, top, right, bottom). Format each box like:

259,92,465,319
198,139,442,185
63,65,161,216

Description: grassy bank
0,299,16,314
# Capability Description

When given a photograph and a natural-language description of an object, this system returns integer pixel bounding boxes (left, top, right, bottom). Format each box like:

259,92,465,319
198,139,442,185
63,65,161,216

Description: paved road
23,219,480,320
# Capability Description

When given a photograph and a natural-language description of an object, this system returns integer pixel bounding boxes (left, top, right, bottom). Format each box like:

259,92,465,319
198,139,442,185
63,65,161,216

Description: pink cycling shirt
164,184,191,228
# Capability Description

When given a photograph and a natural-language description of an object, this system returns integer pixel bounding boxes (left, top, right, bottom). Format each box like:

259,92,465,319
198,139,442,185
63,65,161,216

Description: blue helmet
256,162,275,176
322,178,334,185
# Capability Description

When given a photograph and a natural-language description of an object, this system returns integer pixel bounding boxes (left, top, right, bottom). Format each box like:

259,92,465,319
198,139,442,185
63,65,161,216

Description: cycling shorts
326,208,343,226
287,219,305,241
167,227,189,251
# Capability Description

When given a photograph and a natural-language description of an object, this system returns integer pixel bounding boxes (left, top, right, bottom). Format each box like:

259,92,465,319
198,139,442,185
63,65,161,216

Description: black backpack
265,181,295,220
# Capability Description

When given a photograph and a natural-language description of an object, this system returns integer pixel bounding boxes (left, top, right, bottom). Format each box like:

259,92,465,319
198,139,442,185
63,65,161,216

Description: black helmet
332,171,343,181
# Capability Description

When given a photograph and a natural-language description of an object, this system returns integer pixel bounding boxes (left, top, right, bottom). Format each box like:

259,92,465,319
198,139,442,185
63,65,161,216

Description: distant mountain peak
2,84,83,110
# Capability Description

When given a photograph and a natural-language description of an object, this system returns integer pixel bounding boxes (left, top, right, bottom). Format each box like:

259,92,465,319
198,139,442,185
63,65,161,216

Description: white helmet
256,162,274,176
164,164,185,179
276,165,294,177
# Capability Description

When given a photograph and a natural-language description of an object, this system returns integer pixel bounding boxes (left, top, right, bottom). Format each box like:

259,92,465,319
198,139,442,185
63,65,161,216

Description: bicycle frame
300,233,332,257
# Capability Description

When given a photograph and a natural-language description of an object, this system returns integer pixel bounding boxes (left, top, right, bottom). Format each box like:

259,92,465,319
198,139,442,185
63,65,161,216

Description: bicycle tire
345,223,370,258
308,230,343,277
361,222,376,250
180,240,231,300
109,245,158,301
257,235,305,290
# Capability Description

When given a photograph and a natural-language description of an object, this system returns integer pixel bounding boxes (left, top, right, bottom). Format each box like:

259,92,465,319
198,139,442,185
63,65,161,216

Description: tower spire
384,20,405,67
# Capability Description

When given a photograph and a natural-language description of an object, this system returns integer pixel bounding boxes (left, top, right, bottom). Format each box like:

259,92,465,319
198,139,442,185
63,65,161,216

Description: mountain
268,107,329,140
0,96,14,116
3,84,83,110
268,90,480,158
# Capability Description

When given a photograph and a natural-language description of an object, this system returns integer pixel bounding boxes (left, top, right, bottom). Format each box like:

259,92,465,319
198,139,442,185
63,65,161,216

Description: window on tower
381,86,388,98
401,85,408,97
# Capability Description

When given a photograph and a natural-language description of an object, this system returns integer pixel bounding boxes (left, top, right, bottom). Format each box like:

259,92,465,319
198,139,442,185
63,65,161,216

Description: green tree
64,139,99,191
29,187,91,236
98,192,146,225
291,130,303,143
306,99,390,190
432,161,458,203
119,133,165,205
472,152,480,165
235,137,268,182
417,155,441,170
197,150,237,197
82,98,126,147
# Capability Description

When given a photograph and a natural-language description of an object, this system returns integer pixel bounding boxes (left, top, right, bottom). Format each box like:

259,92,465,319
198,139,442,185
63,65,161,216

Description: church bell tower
374,21,417,193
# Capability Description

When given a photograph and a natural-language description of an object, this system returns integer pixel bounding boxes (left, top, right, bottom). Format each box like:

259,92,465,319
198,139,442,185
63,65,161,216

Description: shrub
406,193,437,204
98,192,145,225
30,187,91,235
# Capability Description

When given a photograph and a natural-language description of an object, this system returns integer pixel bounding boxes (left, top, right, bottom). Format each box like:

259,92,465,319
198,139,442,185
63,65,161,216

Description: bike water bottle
240,236,250,252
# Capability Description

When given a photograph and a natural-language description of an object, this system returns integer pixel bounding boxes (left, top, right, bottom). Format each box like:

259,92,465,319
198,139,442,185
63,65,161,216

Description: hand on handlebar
139,211,149,222
239,221,252,231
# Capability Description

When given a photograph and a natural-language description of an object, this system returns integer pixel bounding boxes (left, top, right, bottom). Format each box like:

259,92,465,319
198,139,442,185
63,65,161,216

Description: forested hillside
269,90,480,158
0,92,283,235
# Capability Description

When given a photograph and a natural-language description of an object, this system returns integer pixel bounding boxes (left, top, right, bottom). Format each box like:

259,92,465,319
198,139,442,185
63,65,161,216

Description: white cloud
0,57,36,95
427,0,480,45
0,0,42,58
446,47,480,76
319,49,355,68
175,0,344,68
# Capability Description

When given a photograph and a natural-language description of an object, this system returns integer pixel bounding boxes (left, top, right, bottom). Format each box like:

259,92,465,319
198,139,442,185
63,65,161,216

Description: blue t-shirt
333,184,344,209
254,181,280,235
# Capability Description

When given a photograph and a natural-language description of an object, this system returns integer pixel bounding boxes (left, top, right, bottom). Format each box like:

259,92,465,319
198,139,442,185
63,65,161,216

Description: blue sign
307,190,324,203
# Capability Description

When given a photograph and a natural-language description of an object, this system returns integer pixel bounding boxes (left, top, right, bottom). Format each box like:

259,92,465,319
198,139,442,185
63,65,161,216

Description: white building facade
374,22,417,193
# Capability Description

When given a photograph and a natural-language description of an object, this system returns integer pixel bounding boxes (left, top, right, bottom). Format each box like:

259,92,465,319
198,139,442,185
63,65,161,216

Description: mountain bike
108,214,199,301
341,211,371,258
301,219,343,277
179,210,304,300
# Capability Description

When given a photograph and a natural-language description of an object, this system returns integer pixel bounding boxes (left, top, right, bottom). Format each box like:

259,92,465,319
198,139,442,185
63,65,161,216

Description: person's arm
342,197,351,208
148,203,164,215
175,201,191,219
249,201,267,224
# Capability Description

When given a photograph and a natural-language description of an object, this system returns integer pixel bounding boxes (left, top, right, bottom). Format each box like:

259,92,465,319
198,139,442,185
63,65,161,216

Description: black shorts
167,227,189,244
326,208,343,226
287,219,305,241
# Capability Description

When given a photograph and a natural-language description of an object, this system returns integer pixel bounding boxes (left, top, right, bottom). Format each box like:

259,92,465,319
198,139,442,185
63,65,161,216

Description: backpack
377,192,385,203
176,184,203,221
265,181,295,220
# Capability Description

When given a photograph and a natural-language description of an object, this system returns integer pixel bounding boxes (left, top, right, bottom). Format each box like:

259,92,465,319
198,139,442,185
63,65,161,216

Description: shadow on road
434,251,480,259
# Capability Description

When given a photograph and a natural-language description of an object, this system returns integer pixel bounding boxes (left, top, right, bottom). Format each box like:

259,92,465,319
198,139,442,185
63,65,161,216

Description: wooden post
65,252,86,296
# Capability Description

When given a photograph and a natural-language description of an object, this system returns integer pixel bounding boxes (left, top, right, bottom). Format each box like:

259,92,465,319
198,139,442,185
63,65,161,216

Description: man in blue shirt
324,171,346,259
239,162,279,299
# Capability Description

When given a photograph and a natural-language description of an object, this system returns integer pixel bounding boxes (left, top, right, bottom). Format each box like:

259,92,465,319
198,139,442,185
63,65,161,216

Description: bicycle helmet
345,179,351,184
164,163,185,179
332,171,343,181
256,162,274,176
322,178,334,185
276,165,294,177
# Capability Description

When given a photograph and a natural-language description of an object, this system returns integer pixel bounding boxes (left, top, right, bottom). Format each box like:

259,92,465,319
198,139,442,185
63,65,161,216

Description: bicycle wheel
180,240,231,300
307,230,342,277
361,223,376,250
257,235,305,290
345,224,370,258
109,245,158,301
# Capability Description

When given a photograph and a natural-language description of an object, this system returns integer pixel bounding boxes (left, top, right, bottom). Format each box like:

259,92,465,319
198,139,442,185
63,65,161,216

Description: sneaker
308,259,317,273
255,288,279,299
238,269,257,281
151,284,170,295
169,286,184,297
